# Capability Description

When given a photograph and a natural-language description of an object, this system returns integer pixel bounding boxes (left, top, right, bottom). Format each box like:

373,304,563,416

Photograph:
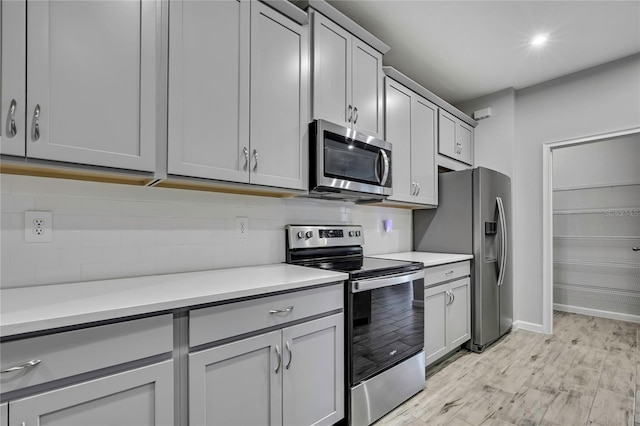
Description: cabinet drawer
425,261,470,287
0,314,173,394
189,283,343,348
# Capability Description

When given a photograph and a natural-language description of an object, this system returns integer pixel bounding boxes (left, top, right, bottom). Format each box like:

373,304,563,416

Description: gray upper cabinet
249,1,308,190
385,78,437,206
438,109,473,166
168,0,308,191
168,0,250,183
1,0,26,157
9,361,174,426
311,11,383,138
23,0,157,171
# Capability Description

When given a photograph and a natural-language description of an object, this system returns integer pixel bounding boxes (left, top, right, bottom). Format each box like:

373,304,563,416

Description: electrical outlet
25,211,53,243
235,217,249,239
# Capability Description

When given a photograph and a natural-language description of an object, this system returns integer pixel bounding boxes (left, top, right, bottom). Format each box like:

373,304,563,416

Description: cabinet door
424,284,448,366
1,0,26,157
188,331,282,426
250,2,308,190
0,402,7,426
438,109,457,159
456,121,473,165
168,0,250,182
351,39,383,138
311,12,351,129
9,360,173,426
385,79,413,203
448,278,471,348
282,314,344,426
411,96,438,205
26,0,157,171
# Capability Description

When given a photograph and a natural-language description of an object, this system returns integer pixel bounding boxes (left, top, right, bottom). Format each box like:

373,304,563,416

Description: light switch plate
25,211,53,243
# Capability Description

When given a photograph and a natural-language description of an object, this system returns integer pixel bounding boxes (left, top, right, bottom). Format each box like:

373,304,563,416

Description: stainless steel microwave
309,120,392,202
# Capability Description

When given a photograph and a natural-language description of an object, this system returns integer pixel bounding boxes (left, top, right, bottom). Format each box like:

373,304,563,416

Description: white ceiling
327,1,640,104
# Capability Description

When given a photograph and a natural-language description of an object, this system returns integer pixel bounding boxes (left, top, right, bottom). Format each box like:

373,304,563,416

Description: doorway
542,127,640,333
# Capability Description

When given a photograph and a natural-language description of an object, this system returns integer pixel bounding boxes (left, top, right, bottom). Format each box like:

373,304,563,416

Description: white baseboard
554,303,640,324
512,320,545,333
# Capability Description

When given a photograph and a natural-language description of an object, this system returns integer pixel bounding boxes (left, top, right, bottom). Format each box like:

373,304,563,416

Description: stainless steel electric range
285,225,426,425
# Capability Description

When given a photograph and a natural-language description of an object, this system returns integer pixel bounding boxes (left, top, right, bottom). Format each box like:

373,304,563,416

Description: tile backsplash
1,174,412,289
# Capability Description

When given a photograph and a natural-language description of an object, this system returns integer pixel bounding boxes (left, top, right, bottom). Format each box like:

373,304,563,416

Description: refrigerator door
472,167,502,348
498,176,513,336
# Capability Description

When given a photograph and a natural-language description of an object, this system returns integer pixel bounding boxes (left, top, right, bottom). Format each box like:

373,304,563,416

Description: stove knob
349,231,355,237
297,231,304,239
356,230,361,237
305,231,313,239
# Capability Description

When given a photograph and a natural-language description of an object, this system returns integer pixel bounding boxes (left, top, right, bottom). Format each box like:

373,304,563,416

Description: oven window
350,279,424,385
324,136,379,185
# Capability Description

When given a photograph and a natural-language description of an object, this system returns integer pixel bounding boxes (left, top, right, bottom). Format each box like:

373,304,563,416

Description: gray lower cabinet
424,269,471,367
1,314,174,426
8,360,174,426
189,313,344,426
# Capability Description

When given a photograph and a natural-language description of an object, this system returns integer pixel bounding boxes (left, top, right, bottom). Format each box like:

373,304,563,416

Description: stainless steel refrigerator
413,167,512,352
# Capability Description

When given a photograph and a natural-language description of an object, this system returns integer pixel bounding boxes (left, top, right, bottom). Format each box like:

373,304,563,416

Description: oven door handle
351,270,425,293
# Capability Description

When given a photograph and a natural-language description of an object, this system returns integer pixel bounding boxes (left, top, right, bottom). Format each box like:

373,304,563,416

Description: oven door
348,270,425,386
313,119,392,197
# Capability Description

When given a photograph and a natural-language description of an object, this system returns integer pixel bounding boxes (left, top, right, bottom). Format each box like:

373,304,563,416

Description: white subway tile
36,265,82,285
82,230,121,248
81,263,122,282
10,247,60,269
1,267,37,288
60,247,102,265
1,193,36,213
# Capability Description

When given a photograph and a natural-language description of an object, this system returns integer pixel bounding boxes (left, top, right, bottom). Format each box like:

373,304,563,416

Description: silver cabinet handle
451,291,455,305
347,105,353,123
445,291,451,306
243,147,249,171
633,246,639,251
285,341,293,369
269,306,293,314
353,107,358,124
32,104,40,141
456,142,462,154
1,359,42,374
252,149,258,171
275,345,282,373
416,182,421,196
7,99,17,137
411,182,416,195
445,270,454,276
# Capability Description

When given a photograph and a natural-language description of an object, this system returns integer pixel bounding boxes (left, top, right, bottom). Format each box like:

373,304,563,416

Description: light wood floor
377,311,639,426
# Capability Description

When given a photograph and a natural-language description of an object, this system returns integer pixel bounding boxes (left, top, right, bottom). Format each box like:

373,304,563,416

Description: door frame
541,126,640,334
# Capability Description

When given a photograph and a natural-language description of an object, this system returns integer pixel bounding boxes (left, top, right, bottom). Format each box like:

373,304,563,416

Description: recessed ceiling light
531,34,549,47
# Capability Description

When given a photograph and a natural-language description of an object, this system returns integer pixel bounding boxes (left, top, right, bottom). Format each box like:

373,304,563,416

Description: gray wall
514,54,640,328
456,88,515,178
457,54,640,329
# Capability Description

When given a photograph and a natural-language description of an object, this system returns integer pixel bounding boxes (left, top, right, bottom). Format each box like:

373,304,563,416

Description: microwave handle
379,149,390,186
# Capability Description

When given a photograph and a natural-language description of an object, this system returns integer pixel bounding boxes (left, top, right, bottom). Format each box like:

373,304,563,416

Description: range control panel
286,225,364,249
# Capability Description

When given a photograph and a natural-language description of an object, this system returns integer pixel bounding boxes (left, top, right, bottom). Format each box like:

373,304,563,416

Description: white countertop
370,251,473,267
0,264,348,338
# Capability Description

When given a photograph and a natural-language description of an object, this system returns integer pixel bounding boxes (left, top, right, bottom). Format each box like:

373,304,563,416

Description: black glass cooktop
308,256,423,280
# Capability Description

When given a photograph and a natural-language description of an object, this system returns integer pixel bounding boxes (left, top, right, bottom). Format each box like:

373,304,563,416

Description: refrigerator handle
496,197,507,287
